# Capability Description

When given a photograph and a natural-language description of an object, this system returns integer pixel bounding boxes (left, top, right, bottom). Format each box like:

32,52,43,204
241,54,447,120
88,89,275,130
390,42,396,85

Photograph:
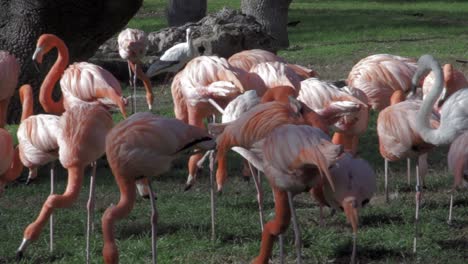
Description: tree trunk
166,0,207,27
241,0,292,49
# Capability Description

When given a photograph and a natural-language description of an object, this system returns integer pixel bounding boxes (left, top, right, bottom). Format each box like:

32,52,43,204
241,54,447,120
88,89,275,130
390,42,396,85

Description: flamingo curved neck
19,85,34,121
415,55,446,145
39,36,67,115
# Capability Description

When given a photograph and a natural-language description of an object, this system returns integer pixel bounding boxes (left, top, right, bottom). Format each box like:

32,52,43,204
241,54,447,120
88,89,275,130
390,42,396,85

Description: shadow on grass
333,242,409,263
0,252,69,264
361,212,404,227
437,239,468,256
115,220,211,239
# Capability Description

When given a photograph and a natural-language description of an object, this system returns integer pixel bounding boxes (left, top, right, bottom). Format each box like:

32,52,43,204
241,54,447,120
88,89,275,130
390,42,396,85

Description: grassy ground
1,1,468,263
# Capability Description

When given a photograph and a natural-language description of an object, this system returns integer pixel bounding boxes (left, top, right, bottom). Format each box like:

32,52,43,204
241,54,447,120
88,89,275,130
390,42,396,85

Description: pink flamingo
17,85,60,183
0,50,20,128
252,124,341,264
298,78,369,155
311,153,376,264
377,90,438,200
170,56,245,189
101,112,215,264
32,34,127,117
447,130,468,224
246,61,303,96
118,28,153,111
377,89,440,253
16,103,114,259
421,63,468,113
347,54,418,111
228,49,317,80
411,54,468,146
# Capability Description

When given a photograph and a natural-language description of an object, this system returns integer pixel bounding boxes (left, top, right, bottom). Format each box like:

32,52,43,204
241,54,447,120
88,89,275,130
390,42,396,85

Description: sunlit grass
1,1,468,263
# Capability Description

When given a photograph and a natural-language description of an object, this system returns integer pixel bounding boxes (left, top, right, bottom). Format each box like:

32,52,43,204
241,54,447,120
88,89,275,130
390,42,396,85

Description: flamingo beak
32,47,43,63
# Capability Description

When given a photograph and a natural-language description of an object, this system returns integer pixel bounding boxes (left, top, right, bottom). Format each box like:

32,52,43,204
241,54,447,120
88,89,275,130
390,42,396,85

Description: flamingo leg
127,61,135,114
253,187,291,264
343,200,359,264
407,158,411,185
209,149,216,241
133,64,138,113
287,192,303,264
102,176,137,264
86,161,97,264
147,178,158,264
50,162,55,253
413,161,422,254
248,162,264,231
17,166,84,259
131,62,154,111
185,107,206,189
447,193,454,225
279,234,285,264
385,159,389,203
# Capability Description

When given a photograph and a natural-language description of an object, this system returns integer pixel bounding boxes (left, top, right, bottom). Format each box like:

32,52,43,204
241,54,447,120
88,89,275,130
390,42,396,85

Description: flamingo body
117,28,147,64
347,54,418,111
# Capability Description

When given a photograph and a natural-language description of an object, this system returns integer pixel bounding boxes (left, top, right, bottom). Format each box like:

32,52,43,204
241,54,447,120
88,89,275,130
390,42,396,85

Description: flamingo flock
0,29,467,264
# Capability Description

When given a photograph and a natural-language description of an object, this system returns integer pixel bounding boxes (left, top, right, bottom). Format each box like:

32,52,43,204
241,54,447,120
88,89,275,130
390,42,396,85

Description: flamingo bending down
347,54,418,111
298,78,369,155
311,153,376,263
146,27,196,78
411,54,468,146
17,85,60,183
447,131,468,223
253,124,342,264
102,113,215,264
17,103,113,258
33,34,127,117
0,50,20,128
228,49,317,80
170,56,245,189
246,61,303,96
118,28,153,111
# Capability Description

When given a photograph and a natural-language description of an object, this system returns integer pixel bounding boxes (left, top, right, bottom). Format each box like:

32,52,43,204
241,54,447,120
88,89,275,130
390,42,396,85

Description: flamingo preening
411,54,468,146
102,113,216,264
118,28,154,111
32,34,127,117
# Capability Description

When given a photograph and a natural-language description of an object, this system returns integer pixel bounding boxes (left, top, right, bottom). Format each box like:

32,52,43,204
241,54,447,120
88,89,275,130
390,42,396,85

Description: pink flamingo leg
17,166,84,258
209,149,216,241
287,191,303,264
102,176,136,264
385,159,389,203
130,62,154,111
86,161,97,264
147,179,158,264
413,161,422,253
50,162,55,253
253,187,291,264
248,162,264,231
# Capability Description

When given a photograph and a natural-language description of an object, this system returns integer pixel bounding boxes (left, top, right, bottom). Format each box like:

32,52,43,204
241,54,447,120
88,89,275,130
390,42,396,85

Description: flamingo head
33,34,62,63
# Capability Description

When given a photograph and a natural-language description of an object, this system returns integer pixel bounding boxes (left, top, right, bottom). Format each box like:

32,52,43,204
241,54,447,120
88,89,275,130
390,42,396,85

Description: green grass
1,1,468,263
